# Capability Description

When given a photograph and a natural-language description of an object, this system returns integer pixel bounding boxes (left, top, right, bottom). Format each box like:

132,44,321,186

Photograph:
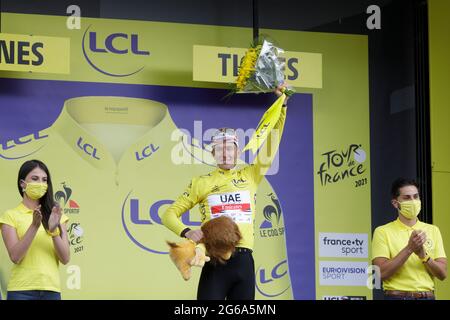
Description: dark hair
17,159,54,231
390,178,419,199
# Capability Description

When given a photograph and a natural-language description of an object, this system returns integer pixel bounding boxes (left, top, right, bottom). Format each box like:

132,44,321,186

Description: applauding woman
0,159,70,300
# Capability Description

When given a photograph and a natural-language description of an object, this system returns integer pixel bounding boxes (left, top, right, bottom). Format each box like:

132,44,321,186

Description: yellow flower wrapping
243,93,287,153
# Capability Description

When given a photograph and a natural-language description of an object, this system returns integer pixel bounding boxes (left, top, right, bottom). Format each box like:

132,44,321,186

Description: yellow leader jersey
0,97,292,299
162,107,287,251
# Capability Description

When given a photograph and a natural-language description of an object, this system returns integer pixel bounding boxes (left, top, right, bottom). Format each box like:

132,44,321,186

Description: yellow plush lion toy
167,216,242,280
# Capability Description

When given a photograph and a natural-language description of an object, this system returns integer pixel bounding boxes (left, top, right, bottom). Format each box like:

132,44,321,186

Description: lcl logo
255,260,291,298
89,33,149,55
77,137,100,160
135,144,159,161
1,131,48,151
121,192,201,254
82,25,150,77
0,131,48,160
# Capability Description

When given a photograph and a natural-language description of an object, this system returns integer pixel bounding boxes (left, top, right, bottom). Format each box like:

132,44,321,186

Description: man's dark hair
391,178,419,199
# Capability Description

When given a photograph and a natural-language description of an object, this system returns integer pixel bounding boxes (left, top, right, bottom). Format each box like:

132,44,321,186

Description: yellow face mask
398,199,421,220
22,181,48,200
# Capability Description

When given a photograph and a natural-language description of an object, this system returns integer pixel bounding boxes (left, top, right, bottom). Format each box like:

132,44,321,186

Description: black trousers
197,249,255,300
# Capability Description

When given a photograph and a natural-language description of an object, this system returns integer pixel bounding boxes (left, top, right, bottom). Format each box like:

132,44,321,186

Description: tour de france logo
317,143,367,188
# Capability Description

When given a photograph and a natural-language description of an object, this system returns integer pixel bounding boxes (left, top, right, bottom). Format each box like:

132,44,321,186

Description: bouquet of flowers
233,38,295,153
235,38,294,95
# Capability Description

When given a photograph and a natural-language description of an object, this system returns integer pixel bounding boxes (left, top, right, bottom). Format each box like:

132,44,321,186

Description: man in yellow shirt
162,86,289,299
372,178,447,300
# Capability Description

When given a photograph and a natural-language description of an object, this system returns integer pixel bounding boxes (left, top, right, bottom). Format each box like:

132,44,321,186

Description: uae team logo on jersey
55,182,80,214
207,191,252,224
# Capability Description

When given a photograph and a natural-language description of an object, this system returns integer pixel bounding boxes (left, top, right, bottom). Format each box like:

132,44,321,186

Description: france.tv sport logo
319,233,368,258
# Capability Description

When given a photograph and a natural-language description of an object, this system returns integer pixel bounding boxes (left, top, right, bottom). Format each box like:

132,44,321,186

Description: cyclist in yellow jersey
162,85,289,300
0,160,70,300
